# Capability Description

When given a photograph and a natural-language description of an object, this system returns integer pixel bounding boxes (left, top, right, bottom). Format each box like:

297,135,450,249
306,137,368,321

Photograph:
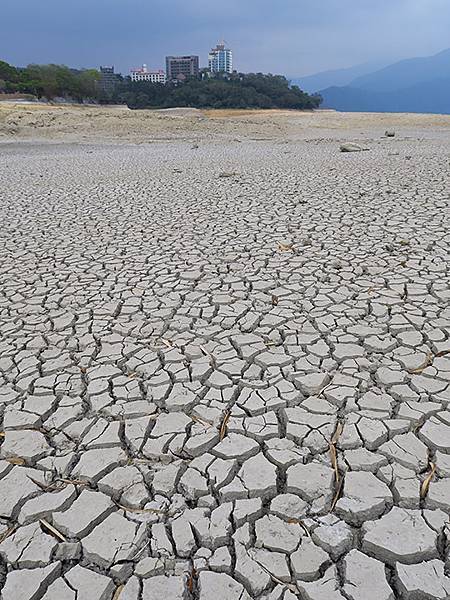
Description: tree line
0,60,321,110
112,73,321,110
0,61,101,102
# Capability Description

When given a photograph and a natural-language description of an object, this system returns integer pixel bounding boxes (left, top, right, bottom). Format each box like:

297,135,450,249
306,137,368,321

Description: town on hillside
99,41,233,93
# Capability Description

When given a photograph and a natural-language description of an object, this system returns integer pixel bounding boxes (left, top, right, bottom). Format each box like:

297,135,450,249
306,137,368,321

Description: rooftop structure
99,66,119,94
208,42,233,74
130,65,166,84
165,55,199,82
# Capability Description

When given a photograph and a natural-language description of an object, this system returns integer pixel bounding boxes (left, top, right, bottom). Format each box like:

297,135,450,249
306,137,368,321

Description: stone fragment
135,556,165,578
286,461,334,513
379,432,428,472
297,565,347,599
19,484,77,524
238,453,277,498
362,507,439,564
419,416,450,452
119,575,141,600
0,522,57,568
209,546,232,572
142,575,186,600
1,563,61,600
343,549,394,600
335,471,392,525
396,559,450,599
426,478,450,512
54,542,81,561
70,446,127,481
291,537,330,582
234,541,272,595
212,433,260,460
233,498,263,527
270,493,308,521
42,577,76,600
312,520,353,560
198,571,251,600
0,429,51,462
52,489,114,537
82,512,146,568
0,467,45,518
65,565,116,600
255,515,302,553
250,547,291,581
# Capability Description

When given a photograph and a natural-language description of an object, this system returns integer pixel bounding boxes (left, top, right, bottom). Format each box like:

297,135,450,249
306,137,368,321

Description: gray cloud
1,0,449,76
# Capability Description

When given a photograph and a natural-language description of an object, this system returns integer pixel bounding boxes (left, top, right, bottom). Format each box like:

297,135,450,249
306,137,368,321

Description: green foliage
0,59,321,109
0,60,101,100
112,73,321,110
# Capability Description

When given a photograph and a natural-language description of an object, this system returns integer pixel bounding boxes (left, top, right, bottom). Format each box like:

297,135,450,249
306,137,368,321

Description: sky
1,0,449,77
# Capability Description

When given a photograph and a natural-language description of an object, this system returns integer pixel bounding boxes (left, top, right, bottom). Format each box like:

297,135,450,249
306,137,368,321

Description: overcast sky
1,0,449,76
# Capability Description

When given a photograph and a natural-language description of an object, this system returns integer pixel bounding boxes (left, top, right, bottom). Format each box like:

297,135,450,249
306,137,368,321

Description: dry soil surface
0,104,449,600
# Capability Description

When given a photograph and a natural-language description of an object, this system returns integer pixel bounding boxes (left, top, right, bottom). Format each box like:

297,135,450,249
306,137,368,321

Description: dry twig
420,462,436,499
219,410,231,441
40,519,66,542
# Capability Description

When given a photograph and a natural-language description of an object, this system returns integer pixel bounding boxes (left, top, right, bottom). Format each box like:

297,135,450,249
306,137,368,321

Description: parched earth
0,110,449,599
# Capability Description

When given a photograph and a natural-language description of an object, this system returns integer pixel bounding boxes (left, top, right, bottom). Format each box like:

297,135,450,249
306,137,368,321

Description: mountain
321,78,450,114
290,60,388,94
320,48,450,114
350,48,450,93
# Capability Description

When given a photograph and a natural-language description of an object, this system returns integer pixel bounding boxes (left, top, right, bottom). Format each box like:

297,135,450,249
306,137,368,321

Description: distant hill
320,48,450,114
290,60,388,94
321,78,450,114
350,48,450,92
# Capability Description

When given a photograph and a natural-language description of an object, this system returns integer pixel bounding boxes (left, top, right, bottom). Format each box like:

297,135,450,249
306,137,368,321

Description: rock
340,143,368,153
212,433,260,460
312,520,353,560
65,565,115,600
270,493,308,521
52,489,114,538
0,522,57,568
118,575,141,600
54,542,81,561
250,547,291,581
141,575,186,600
1,563,61,600
286,461,334,512
234,541,272,596
362,507,439,564
42,577,77,599
343,549,394,600
297,565,347,599
82,512,146,568
291,537,330,582
238,453,278,498
19,484,77,524
0,429,51,462
198,571,251,600
396,559,450,599
335,471,393,525
255,514,302,553
0,467,45,518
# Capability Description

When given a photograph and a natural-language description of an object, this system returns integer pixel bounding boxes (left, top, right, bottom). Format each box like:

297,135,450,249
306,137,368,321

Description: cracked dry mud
0,110,449,600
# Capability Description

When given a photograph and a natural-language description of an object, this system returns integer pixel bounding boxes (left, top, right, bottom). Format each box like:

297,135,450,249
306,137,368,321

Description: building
165,56,199,82
208,42,233,74
130,65,166,84
99,66,119,94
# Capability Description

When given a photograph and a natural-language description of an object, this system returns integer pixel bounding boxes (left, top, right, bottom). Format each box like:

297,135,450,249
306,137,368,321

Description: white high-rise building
130,65,166,83
208,42,233,74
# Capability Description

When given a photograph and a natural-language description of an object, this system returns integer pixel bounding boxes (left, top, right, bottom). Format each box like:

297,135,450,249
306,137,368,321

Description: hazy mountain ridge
318,48,450,114
290,60,387,93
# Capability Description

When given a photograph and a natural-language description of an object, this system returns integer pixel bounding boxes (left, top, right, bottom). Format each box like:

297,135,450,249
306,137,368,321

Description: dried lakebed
0,126,449,600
